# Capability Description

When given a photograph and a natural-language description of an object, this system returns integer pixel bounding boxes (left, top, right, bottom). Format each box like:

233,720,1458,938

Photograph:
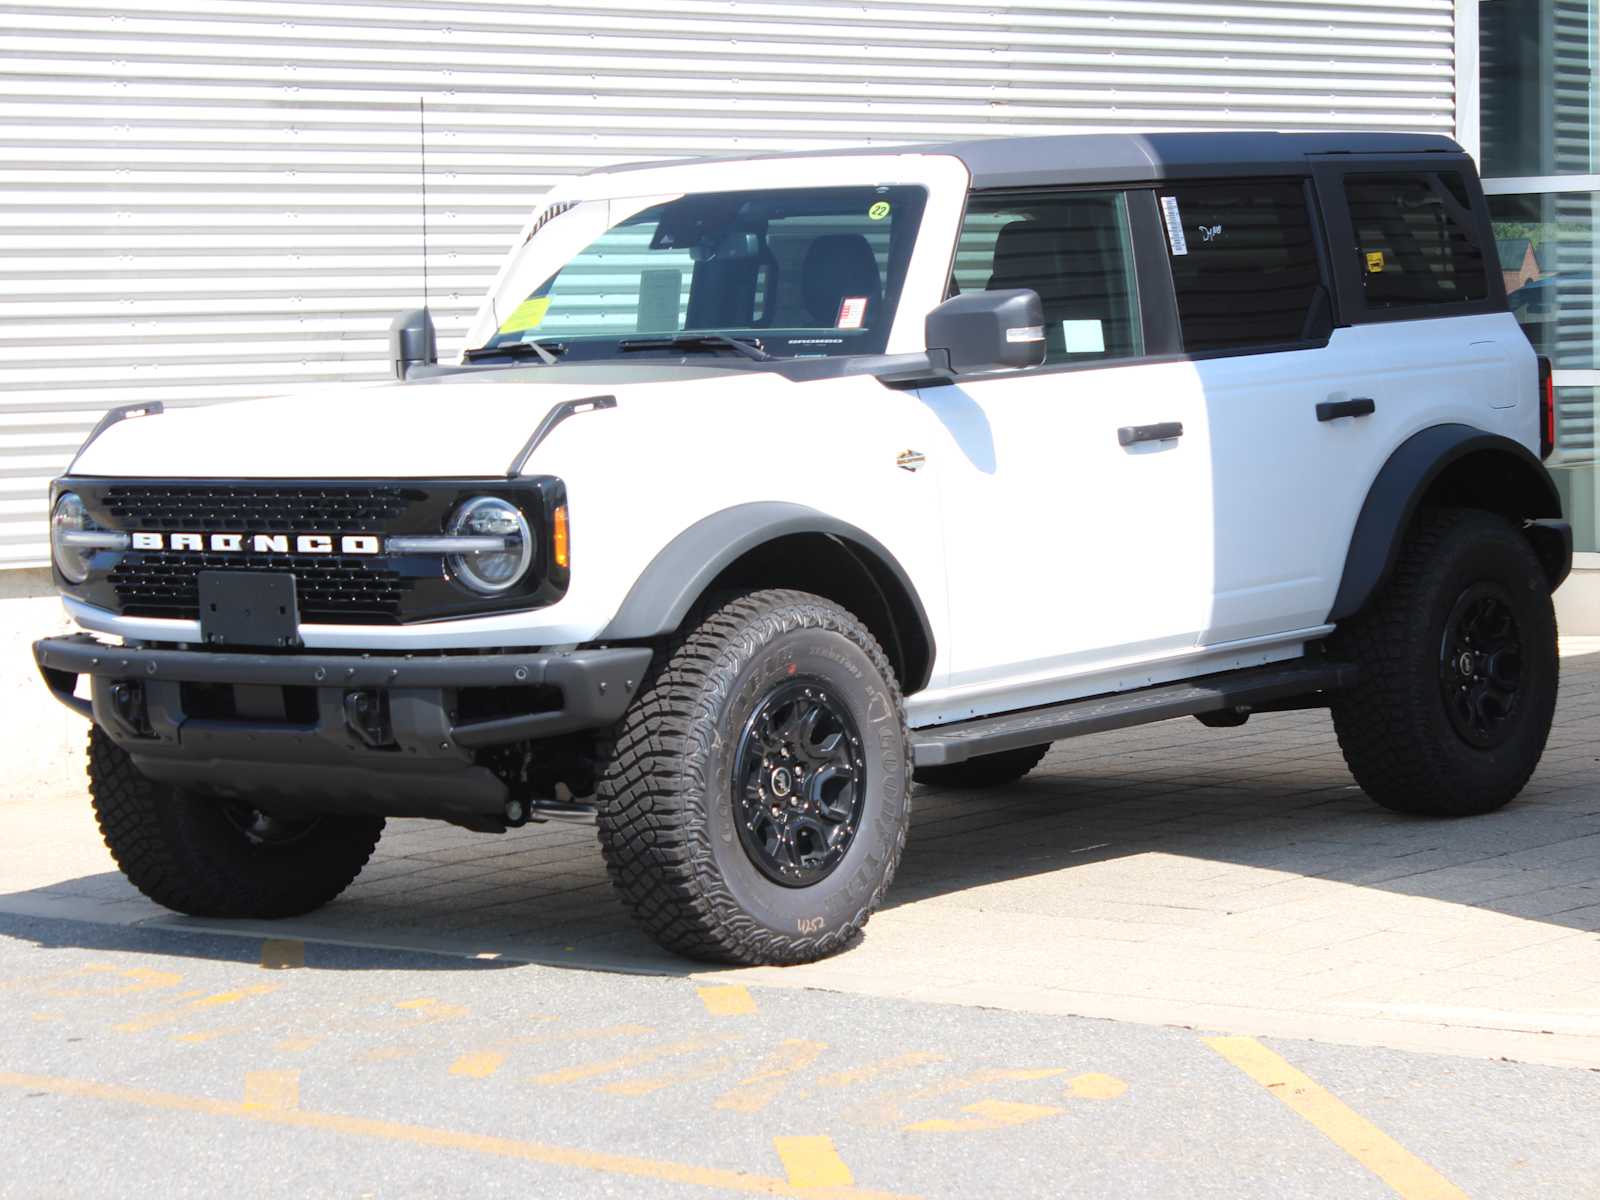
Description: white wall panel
0,0,1457,564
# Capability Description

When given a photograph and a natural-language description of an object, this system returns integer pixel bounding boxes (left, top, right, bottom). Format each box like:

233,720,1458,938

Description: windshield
473,185,929,362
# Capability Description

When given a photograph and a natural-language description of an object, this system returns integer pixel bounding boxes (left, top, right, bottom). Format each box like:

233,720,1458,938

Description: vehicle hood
68,365,764,479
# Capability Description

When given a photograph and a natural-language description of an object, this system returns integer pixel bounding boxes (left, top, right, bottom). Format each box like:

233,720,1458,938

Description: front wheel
595,589,912,964
88,728,385,917
1330,508,1558,816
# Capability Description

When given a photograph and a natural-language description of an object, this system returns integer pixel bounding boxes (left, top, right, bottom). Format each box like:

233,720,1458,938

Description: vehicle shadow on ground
6,654,1596,979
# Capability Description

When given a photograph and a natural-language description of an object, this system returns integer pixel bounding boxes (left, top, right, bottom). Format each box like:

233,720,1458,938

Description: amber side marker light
552,505,570,569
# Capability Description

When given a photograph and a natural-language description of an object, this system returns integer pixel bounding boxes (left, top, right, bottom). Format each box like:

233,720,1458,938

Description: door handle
1317,398,1376,422
1118,421,1184,446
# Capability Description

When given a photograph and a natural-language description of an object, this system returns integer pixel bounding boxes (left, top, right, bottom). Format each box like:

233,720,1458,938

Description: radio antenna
418,96,430,310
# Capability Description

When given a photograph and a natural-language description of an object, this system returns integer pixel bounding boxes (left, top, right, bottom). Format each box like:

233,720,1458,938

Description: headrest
987,220,1063,292
801,234,882,325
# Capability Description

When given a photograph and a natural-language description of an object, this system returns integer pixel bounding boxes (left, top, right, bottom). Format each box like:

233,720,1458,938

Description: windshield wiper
617,334,773,362
462,339,567,364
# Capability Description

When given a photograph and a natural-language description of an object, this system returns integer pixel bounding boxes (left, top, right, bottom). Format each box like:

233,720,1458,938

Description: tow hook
342,689,395,749
109,680,152,737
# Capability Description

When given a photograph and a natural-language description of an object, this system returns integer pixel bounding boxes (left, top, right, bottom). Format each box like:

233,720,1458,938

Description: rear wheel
595,589,911,964
1330,508,1558,816
914,744,1051,790
88,728,384,917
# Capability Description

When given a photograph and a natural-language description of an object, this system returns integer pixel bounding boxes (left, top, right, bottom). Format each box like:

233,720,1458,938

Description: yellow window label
498,296,552,334
868,200,891,221
1365,250,1385,274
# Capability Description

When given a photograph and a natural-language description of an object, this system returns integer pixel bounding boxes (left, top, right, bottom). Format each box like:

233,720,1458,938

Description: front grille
109,553,411,623
102,484,414,531
67,476,566,626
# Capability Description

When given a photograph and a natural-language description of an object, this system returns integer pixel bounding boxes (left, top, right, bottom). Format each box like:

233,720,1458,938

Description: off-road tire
1329,508,1558,817
88,727,385,918
594,589,912,965
914,744,1051,789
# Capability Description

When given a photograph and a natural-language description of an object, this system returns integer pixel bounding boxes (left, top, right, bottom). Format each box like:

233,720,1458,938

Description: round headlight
51,492,93,584
446,496,533,595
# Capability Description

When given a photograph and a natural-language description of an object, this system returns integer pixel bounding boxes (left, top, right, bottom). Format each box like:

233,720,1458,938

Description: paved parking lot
4,914,1600,1200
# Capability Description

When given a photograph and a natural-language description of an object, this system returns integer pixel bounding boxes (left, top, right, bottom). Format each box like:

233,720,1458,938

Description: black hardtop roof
602,131,1467,190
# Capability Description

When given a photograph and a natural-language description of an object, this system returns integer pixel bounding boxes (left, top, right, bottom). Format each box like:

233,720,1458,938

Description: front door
912,188,1214,725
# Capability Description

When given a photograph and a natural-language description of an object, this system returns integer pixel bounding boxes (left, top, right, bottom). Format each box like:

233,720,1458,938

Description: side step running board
910,660,1358,768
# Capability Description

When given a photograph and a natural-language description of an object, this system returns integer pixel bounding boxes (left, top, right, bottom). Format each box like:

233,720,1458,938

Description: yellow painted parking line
1205,1037,1470,1200
261,939,304,970
0,1072,916,1199
392,998,470,1024
533,1036,725,1087
811,1052,946,1093
716,1039,828,1113
905,1098,1063,1134
1065,1073,1128,1101
698,984,758,1016
862,1067,1066,1126
243,1070,301,1111
774,1136,854,1189
114,984,278,1034
450,1051,507,1079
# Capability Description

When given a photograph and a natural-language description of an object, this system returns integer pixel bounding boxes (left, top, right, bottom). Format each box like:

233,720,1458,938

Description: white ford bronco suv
35,132,1571,965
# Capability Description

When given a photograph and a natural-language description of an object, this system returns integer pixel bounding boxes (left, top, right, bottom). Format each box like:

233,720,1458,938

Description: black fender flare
1328,424,1567,623
598,503,937,694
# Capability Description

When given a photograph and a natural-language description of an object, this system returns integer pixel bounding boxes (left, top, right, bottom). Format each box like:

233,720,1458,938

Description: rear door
1152,177,1360,645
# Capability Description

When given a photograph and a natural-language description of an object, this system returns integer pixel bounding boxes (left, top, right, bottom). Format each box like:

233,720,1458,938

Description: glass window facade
1481,0,1600,553
1488,191,1598,369
1480,0,1597,178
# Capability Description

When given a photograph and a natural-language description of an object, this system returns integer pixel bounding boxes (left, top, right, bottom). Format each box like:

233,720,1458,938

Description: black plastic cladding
53,477,569,624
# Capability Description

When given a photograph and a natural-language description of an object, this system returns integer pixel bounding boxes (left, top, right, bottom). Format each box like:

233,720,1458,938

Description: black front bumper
34,635,652,822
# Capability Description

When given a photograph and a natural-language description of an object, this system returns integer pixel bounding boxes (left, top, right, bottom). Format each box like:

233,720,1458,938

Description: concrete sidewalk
5,570,1599,1070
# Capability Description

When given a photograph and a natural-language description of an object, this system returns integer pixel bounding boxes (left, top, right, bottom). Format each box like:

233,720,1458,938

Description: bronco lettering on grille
128,532,381,555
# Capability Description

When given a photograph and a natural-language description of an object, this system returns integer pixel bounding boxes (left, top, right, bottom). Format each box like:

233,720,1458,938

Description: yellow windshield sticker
499,296,552,334
1365,250,1385,274
868,200,891,220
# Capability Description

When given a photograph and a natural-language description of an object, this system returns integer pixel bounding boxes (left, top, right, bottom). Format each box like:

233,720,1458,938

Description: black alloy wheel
1329,507,1558,817
595,588,912,964
733,678,867,887
1438,583,1524,749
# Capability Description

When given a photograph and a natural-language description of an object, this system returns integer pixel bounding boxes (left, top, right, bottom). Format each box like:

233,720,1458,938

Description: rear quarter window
1342,172,1490,309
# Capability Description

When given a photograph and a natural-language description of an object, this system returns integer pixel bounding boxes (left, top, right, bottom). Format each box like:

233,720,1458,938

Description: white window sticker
1159,195,1188,256
836,296,868,329
636,268,684,332
1062,319,1106,354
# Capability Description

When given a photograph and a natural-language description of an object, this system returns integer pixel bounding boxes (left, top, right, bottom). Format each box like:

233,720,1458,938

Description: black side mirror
924,289,1046,375
389,308,437,381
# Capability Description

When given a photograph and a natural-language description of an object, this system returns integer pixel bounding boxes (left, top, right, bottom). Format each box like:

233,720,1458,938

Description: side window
1159,180,1326,353
1342,172,1490,308
954,190,1143,365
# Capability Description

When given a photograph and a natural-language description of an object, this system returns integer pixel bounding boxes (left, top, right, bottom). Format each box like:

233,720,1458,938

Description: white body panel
1197,312,1535,645
913,360,1213,720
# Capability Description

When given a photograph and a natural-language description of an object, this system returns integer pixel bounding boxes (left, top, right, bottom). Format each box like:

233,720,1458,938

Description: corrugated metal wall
0,0,1457,565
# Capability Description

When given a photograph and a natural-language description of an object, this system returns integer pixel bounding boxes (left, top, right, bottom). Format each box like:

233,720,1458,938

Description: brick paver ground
5,571,1597,1068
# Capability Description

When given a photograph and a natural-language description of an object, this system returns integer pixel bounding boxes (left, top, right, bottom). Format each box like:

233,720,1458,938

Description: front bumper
34,635,651,822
